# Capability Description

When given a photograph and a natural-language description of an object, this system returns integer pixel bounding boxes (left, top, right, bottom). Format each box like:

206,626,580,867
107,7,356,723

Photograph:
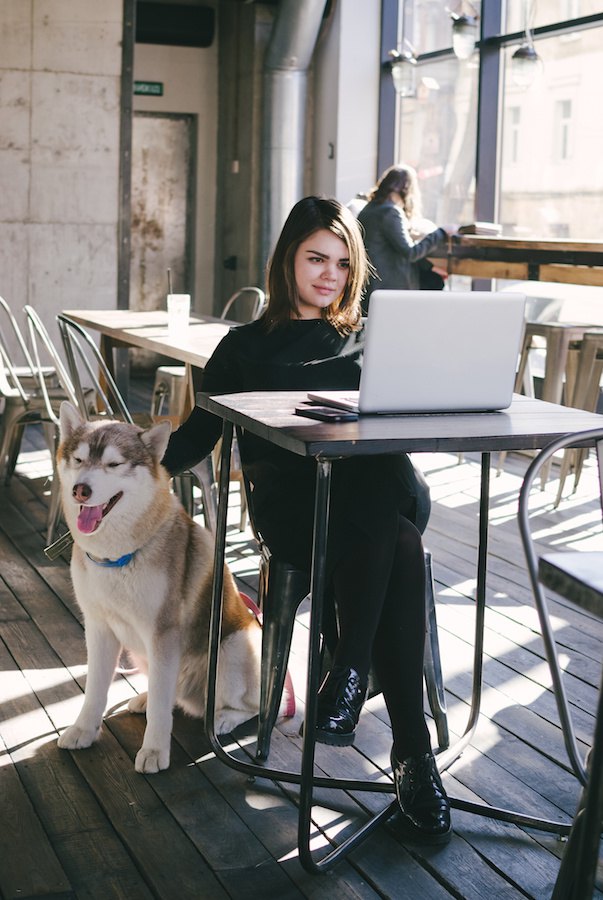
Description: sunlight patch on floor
496,662,564,705
433,491,479,510
15,449,53,480
245,789,289,811
439,580,476,599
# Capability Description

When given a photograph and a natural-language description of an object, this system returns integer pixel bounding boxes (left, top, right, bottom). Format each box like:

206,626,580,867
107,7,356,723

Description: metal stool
151,365,187,416
499,321,597,482
555,329,603,506
515,322,597,405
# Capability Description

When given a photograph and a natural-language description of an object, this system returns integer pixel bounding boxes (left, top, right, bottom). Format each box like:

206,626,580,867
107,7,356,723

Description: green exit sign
134,81,163,96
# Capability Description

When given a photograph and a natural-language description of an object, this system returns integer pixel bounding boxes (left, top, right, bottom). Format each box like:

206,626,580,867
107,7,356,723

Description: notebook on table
307,290,526,415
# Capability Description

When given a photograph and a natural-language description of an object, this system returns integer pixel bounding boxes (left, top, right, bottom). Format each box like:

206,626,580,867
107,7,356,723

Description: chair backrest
518,426,603,783
23,305,79,425
519,427,603,563
0,295,38,376
56,314,133,423
0,323,29,402
220,286,266,323
1,296,65,404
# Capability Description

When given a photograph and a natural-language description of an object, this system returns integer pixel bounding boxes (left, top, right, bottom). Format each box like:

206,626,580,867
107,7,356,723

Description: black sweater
162,316,425,568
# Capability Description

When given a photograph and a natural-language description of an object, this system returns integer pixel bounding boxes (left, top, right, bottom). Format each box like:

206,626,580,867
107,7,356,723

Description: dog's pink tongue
77,504,104,534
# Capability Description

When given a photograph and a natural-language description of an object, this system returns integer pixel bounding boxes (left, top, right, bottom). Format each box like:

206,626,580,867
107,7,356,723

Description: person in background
357,164,457,313
162,195,452,845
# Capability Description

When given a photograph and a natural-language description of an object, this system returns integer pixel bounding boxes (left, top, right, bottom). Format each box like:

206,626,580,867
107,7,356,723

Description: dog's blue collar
86,551,136,568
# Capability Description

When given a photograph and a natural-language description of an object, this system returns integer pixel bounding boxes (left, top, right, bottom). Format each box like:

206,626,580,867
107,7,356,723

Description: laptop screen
309,290,526,415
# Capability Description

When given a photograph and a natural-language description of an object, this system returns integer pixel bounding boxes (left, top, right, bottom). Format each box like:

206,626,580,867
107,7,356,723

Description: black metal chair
237,439,449,761
518,427,603,900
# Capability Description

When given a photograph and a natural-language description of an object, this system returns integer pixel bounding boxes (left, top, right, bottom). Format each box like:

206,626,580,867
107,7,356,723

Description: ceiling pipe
261,0,328,267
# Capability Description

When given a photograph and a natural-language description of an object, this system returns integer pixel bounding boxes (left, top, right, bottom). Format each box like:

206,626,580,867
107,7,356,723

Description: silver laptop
308,290,526,414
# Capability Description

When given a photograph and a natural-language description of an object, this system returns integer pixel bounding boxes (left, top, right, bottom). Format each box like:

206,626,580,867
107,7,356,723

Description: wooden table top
199,391,603,459
429,235,603,287
62,309,232,368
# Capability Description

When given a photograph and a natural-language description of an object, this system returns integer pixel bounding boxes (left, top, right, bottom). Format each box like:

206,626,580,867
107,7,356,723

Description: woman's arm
161,405,222,476
161,331,238,476
382,206,446,262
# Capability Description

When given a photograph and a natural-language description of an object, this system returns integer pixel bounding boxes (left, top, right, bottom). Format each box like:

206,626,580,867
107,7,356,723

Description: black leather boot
391,750,452,844
313,666,368,746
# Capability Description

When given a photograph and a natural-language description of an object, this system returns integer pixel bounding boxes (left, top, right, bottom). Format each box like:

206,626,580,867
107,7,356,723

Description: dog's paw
128,692,148,714
215,708,253,736
135,746,170,774
58,723,100,750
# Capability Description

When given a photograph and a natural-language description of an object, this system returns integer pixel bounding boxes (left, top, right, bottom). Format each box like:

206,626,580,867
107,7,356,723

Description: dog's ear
59,401,84,438
141,420,172,462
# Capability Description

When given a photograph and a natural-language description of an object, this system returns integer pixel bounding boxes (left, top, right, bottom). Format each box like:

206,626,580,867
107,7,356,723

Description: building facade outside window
499,26,600,240
387,0,603,240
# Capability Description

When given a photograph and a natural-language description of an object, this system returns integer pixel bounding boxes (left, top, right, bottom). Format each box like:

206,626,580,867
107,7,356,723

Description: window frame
379,1,603,229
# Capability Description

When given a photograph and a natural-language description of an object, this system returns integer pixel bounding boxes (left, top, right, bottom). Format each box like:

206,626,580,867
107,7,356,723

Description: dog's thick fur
56,402,261,773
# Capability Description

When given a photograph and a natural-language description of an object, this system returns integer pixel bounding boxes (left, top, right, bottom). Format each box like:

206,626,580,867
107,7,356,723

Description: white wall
312,0,381,204
0,0,123,343
133,41,218,315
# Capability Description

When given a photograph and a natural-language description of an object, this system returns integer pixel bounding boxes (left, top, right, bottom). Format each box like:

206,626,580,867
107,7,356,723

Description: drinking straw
167,268,173,295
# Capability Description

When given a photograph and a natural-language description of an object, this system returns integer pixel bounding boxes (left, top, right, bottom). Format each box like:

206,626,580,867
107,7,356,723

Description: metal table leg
206,443,571,877
204,438,397,872
296,460,398,873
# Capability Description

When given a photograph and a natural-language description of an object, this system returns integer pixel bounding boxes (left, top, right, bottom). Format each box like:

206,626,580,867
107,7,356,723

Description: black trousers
257,455,432,759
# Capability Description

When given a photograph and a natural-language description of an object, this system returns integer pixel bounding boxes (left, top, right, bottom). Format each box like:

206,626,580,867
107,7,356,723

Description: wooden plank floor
1,388,602,899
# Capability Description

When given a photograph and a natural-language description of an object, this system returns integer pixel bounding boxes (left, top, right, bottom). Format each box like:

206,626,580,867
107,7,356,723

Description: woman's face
293,229,350,319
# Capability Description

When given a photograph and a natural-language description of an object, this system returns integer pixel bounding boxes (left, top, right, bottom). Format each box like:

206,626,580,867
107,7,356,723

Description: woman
357,164,455,312
162,196,451,844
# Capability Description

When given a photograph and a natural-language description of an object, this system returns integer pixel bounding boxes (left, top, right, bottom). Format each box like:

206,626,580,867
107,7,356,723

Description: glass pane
400,0,466,54
396,56,478,225
499,26,603,238
506,0,602,32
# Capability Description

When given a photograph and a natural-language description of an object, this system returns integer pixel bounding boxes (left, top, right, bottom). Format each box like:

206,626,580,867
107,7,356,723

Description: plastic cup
167,293,190,340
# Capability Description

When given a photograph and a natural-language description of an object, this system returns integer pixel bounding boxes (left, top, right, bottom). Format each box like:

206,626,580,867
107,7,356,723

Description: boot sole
396,812,453,846
299,722,356,746
314,728,355,747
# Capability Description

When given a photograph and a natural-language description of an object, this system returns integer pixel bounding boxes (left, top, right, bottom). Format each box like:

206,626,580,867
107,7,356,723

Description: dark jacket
358,199,446,309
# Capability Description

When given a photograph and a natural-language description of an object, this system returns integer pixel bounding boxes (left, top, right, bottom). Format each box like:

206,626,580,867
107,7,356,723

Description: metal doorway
130,112,196,315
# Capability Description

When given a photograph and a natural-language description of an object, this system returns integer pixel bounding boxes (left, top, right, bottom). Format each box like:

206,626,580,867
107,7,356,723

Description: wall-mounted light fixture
447,2,479,60
386,46,417,98
511,1,542,87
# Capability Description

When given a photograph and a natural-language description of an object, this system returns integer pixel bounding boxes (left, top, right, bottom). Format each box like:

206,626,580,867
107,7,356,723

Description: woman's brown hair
368,164,420,220
263,196,369,334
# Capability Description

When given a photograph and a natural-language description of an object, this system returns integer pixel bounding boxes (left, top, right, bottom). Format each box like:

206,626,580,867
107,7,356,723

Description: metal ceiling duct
261,0,328,264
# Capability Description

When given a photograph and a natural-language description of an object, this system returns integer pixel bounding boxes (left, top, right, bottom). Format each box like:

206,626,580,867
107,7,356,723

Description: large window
387,1,603,238
506,0,602,32
499,25,603,239
396,57,478,225
394,1,478,224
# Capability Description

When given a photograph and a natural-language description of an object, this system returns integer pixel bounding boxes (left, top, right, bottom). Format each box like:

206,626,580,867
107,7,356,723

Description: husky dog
56,401,262,773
